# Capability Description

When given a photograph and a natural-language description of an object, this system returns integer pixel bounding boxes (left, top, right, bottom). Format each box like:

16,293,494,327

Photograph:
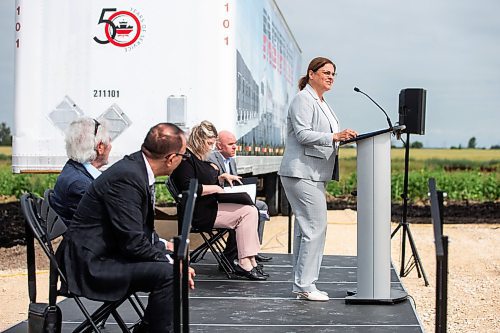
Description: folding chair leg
207,232,234,273
190,243,210,262
103,294,145,324
72,296,102,333
73,299,125,333
190,229,224,263
98,314,108,329
112,309,131,333
200,232,234,278
129,294,145,319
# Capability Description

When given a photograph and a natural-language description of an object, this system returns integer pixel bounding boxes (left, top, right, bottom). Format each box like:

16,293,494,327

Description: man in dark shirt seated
51,117,112,226
207,130,272,265
60,123,195,333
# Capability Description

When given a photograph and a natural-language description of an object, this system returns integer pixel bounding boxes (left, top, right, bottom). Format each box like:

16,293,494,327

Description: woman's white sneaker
295,290,329,301
317,290,329,296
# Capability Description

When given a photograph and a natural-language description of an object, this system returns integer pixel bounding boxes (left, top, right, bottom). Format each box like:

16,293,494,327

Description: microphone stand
391,132,429,286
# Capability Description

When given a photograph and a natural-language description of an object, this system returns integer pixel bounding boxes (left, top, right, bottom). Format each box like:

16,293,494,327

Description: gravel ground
0,210,499,332
390,223,500,332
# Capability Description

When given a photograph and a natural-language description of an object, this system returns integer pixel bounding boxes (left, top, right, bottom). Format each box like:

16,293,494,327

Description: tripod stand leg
399,223,407,277
404,224,430,286
393,132,429,286
391,222,402,238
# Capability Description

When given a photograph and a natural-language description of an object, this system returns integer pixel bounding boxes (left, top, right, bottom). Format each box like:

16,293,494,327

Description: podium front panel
356,132,391,299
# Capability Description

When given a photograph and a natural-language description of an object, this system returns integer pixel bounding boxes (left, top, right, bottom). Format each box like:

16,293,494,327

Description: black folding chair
43,189,146,329
165,177,235,278
22,192,142,333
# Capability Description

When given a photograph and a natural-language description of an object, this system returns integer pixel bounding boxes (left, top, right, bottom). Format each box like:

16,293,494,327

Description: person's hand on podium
333,129,358,142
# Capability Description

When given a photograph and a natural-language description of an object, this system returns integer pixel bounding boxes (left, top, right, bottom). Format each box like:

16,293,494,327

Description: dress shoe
255,254,272,262
233,264,267,281
255,264,269,277
295,290,329,301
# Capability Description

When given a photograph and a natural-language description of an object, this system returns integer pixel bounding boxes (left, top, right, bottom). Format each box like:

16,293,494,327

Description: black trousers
128,261,174,333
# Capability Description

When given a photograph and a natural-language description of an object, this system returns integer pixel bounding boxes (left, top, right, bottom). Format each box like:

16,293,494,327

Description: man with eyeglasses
51,117,112,226
60,123,195,333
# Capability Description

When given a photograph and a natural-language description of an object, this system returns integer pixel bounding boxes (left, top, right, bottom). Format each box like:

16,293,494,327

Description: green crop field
0,147,498,203
339,147,500,161
0,146,12,156
334,147,499,202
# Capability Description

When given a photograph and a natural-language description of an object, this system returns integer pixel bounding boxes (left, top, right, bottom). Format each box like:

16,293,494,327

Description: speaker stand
391,132,429,286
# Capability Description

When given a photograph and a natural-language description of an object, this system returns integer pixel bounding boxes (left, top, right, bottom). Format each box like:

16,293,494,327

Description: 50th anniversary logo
93,8,145,51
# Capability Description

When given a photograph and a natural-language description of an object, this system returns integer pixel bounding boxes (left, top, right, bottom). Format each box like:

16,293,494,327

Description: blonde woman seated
169,120,268,280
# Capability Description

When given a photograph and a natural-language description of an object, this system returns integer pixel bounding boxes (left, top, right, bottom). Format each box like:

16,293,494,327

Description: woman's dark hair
298,57,336,91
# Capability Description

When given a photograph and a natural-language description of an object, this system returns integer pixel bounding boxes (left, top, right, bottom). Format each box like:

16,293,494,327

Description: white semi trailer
13,0,301,214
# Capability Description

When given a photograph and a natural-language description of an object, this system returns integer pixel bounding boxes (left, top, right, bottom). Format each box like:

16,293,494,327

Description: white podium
344,128,407,304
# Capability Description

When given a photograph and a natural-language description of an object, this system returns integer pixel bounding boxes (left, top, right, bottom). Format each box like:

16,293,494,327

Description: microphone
354,87,393,129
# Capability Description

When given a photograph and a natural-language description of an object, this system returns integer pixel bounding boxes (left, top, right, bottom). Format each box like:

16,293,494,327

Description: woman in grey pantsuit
279,57,357,301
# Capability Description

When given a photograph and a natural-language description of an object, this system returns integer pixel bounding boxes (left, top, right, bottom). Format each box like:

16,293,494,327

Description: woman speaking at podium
279,57,357,301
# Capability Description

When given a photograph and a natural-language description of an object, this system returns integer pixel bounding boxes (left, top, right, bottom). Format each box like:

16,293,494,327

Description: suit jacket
207,151,237,175
279,84,339,182
51,159,94,226
61,151,169,301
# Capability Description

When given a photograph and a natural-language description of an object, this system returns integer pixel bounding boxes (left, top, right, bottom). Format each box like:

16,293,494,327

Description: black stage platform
4,254,424,332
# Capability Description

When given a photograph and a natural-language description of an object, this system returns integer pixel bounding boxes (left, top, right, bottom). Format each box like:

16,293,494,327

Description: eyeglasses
168,152,191,160
93,119,101,136
318,70,337,77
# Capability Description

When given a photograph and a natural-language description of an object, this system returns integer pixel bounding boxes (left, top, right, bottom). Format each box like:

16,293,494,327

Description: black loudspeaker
398,88,426,135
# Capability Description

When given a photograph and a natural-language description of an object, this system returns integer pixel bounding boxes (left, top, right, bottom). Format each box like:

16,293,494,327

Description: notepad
216,192,254,205
223,183,256,203
217,177,258,205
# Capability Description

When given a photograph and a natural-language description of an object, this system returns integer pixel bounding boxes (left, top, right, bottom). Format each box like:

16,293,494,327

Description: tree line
0,123,12,146
408,136,499,149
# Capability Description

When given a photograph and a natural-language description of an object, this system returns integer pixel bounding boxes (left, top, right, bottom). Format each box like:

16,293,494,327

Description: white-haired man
51,117,112,226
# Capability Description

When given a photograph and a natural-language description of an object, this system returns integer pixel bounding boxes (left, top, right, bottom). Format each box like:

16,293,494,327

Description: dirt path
1,211,499,332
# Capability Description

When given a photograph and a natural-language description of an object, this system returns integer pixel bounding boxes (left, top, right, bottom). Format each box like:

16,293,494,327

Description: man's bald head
141,123,187,176
217,130,237,158
141,123,185,159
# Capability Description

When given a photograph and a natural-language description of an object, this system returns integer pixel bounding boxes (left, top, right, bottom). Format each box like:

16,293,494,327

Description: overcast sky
275,0,500,148
1,0,499,148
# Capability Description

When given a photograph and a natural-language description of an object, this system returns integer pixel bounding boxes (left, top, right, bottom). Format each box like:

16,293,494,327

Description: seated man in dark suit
61,123,194,333
207,130,272,265
51,117,112,226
